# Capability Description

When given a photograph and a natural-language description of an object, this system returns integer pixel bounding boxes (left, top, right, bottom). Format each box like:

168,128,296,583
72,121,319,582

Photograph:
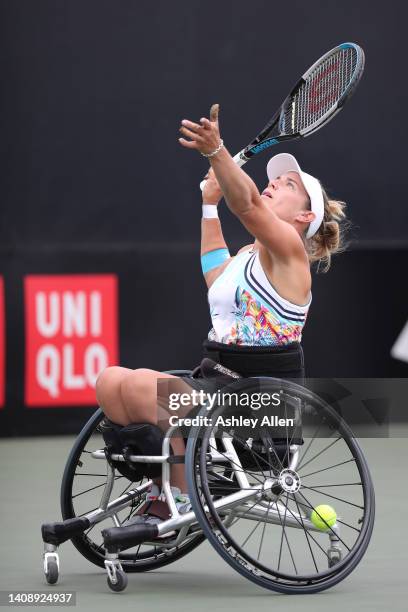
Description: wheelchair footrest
41,517,90,546
102,523,159,553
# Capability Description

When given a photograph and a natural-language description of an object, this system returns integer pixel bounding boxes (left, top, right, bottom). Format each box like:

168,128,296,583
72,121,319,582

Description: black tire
186,377,375,594
45,560,59,585
107,569,128,592
61,370,204,572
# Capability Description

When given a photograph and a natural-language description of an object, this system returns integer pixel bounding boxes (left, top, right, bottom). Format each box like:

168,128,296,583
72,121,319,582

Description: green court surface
0,434,406,611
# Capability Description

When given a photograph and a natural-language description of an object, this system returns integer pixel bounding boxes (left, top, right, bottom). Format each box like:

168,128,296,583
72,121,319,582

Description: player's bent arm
201,218,232,289
201,217,228,256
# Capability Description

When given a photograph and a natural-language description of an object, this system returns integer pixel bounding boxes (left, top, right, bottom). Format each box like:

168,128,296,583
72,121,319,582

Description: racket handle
232,152,248,167
199,151,248,191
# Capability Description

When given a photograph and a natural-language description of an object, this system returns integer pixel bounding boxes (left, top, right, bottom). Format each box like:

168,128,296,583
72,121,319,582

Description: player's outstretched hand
179,104,222,155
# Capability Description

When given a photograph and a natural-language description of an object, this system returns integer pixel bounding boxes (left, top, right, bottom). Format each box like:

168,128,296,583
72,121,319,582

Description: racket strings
281,47,358,135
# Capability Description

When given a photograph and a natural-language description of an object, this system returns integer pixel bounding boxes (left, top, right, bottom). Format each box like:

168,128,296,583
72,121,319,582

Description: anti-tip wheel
45,559,59,585
107,569,128,592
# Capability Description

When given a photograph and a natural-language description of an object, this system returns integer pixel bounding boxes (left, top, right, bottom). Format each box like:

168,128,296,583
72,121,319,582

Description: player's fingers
199,117,212,130
179,126,202,140
181,119,203,132
178,137,198,149
210,103,220,123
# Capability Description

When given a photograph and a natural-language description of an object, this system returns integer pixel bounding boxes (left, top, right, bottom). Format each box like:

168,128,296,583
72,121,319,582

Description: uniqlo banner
24,275,118,406
0,277,4,408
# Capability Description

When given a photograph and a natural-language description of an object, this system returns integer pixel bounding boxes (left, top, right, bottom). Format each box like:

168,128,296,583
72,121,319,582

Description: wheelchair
41,365,375,595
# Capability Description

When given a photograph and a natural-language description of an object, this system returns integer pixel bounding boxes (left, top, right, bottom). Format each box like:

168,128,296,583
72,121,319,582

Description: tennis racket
200,42,365,190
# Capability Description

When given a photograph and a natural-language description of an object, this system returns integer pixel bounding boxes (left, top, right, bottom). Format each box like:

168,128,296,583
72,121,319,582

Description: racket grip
232,152,248,167
199,151,247,191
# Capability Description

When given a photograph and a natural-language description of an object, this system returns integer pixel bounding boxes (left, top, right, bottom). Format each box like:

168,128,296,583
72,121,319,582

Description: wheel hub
278,468,301,493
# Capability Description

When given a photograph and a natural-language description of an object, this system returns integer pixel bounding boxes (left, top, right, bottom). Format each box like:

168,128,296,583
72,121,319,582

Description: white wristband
202,205,219,219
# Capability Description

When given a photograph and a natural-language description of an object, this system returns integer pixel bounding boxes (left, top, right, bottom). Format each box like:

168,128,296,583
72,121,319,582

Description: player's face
261,171,310,222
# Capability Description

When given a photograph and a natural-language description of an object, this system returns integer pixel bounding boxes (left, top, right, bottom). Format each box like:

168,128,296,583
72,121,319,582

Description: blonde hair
306,185,348,272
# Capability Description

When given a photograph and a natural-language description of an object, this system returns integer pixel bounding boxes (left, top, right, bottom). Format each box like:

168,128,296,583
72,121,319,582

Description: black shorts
182,339,305,390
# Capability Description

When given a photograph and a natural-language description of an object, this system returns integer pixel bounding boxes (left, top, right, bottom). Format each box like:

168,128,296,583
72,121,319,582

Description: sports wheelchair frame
41,370,375,595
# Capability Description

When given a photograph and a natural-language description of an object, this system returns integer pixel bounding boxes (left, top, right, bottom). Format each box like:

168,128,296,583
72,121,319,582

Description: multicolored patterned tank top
207,249,311,346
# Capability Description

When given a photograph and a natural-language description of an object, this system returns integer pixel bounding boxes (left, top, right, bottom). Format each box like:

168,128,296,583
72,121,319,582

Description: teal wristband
201,248,230,274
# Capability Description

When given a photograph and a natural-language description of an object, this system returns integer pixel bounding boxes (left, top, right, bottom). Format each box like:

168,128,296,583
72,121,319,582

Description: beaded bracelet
201,139,224,158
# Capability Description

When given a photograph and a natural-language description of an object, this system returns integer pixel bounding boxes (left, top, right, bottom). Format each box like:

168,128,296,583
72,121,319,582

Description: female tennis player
95,105,347,523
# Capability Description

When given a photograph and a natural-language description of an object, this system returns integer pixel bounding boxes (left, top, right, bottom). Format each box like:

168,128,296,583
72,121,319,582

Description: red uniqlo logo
24,275,118,406
0,277,4,408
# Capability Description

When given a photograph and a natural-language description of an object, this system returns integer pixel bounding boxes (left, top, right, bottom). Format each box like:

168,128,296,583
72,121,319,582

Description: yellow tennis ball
310,504,337,531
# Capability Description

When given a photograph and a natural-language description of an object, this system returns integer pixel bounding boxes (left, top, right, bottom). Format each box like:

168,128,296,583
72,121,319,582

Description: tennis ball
310,504,337,531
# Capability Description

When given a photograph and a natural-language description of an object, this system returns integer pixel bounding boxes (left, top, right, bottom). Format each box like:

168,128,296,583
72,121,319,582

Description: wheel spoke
257,501,272,561
280,396,299,468
335,518,361,533
305,482,362,488
84,523,97,537
229,435,282,474
276,494,297,574
233,435,264,473
74,472,112,477
93,540,106,554
77,505,100,517
297,437,342,472
300,458,356,479
209,483,263,492
295,419,324,468
227,498,263,529
241,518,262,548
301,484,364,510
292,494,319,571
117,480,135,498
72,475,123,499
208,442,265,484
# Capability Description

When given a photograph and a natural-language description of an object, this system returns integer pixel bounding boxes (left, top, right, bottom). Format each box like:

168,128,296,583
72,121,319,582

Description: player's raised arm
200,168,232,289
179,107,307,261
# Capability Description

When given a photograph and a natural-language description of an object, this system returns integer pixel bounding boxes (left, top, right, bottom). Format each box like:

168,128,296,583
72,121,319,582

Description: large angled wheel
186,377,375,594
61,370,204,572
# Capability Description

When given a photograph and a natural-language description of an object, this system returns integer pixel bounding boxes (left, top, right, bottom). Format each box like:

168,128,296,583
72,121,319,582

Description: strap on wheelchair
191,357,242,381
167,455,185,464
101,419,165,479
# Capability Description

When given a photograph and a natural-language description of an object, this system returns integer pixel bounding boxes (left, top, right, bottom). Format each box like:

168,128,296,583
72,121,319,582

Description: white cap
266,153,324,239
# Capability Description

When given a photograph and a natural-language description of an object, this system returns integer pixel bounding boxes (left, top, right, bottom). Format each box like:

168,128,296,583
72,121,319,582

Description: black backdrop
1,0,407,435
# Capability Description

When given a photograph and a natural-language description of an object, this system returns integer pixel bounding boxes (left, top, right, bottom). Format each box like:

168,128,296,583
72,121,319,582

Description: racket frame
232,42,365,168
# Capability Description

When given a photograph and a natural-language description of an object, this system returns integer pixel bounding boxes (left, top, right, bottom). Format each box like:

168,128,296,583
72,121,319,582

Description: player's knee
95,366,123,404
120,369,154,403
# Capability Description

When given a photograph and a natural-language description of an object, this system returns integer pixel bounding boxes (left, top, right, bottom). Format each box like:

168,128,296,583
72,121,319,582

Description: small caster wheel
45,559,59,585
107,569,128,592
